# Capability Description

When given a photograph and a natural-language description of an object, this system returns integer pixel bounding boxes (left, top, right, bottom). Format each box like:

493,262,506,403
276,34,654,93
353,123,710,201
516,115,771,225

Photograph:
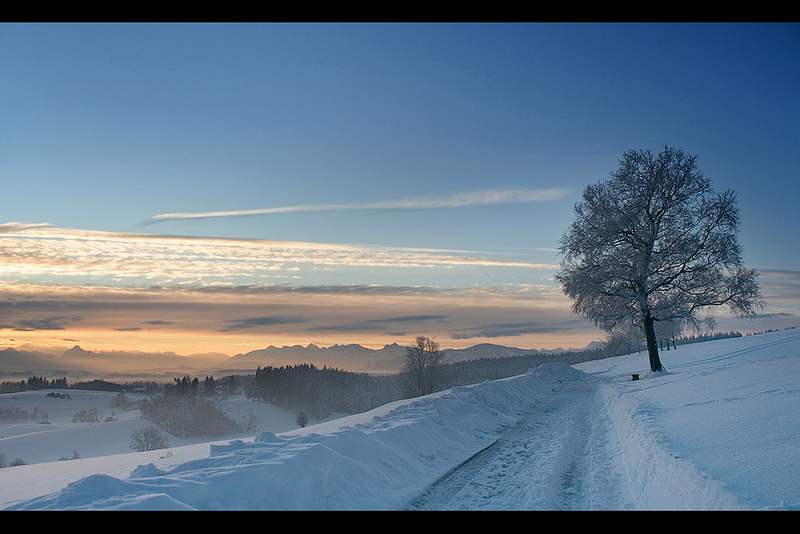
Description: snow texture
2,329,799,510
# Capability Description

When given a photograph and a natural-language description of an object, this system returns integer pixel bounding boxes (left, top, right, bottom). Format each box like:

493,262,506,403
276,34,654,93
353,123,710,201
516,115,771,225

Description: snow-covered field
2,329,798,510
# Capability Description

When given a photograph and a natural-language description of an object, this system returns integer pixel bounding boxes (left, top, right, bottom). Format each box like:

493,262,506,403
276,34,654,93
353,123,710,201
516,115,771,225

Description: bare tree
556,147,762,372
604,323,645,357
131,426,170,452
402,336,448,396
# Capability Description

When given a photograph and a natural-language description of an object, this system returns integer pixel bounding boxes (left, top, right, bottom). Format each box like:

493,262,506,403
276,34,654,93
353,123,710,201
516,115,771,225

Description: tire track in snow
405,404,559,510
667,333,800,370
407,376,635,510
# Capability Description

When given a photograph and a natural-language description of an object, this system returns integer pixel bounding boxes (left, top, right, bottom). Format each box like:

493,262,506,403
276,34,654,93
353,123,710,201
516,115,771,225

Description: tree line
603,329,746,358
0,376,68,393
0,376,158,394
434,347,608,390
245,363,402,420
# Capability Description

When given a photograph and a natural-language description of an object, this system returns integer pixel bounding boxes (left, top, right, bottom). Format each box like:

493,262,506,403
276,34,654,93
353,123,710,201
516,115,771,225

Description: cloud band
144,188,569,224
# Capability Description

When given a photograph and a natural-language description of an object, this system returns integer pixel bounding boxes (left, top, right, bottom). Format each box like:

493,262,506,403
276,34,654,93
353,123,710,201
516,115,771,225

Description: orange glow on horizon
2,324,604,361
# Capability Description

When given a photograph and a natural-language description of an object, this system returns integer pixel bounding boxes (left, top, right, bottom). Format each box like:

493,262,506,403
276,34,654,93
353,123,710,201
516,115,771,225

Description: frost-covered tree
555,147,762,372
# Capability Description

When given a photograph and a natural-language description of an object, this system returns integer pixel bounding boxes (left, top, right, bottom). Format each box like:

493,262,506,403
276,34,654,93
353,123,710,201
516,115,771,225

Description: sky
1,22,799,364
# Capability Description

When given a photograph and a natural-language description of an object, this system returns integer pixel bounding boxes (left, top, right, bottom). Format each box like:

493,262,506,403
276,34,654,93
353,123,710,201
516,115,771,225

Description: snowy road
407,375,636,510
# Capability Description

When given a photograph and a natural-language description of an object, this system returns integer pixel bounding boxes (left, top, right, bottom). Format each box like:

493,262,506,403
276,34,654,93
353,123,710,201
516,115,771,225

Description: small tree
402,336,448,397
131,426,170,452
556,147,762,372
110,391,130,408
296,412,309,428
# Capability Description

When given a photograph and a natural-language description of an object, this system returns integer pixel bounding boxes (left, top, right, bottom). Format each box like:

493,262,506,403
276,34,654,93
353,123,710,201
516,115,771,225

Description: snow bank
595,383,744,509
576,329,800,510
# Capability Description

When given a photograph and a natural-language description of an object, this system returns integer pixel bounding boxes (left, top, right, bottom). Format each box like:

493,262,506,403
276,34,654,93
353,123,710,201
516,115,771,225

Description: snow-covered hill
2,329,798,510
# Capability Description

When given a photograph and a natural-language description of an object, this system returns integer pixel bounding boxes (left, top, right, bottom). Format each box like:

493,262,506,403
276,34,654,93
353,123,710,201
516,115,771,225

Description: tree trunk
643,314,664,372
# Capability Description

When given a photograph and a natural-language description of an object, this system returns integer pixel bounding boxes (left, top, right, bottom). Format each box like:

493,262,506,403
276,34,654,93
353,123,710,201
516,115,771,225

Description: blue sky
1,23,798,361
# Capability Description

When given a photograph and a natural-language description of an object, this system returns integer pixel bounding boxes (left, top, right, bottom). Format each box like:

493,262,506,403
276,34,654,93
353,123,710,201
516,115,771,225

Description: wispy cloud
0,224,557,287
10,316,83,332
308,314,450,333
143,188,570,224
450,319,587,339
221,316,312,332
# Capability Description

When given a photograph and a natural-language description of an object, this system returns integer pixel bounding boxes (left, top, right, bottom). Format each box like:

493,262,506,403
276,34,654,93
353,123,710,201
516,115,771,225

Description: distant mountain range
0,341,604,381
220,342,605,373
0,345,229,381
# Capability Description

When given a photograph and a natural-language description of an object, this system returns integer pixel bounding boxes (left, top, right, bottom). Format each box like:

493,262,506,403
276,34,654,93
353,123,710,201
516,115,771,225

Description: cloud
220,316,312,332
308,314,449,333
0,222,50,234
0,279,609,357
749,270,800,314
0,280,570,331
450,319,586,339
143,188,570,224
0,224,558,287
2,316,84,332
